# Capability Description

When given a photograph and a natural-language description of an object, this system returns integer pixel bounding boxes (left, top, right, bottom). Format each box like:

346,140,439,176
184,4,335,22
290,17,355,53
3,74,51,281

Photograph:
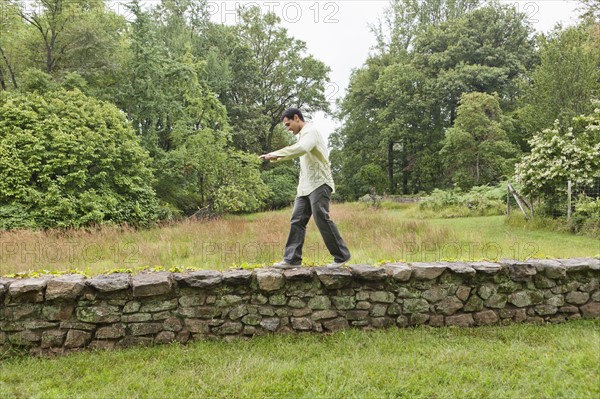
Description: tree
440,92,518,189
371,0,482,55
515,100,600,210
225,7,331,155
0,89,161,229
518,22,600,137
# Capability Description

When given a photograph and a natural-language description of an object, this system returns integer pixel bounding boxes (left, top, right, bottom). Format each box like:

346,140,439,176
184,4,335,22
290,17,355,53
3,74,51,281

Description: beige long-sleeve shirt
269,122,335,197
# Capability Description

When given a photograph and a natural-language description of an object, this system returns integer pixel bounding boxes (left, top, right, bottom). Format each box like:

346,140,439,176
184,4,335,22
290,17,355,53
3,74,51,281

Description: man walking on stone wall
259,108,351,269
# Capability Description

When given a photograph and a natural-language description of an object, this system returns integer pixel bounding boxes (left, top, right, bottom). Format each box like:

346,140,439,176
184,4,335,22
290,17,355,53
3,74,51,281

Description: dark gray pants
283,184,351,264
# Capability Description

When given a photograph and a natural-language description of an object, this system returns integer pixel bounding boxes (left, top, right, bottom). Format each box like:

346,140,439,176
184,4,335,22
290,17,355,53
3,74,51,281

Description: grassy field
0,202,598,276
0,320,598,398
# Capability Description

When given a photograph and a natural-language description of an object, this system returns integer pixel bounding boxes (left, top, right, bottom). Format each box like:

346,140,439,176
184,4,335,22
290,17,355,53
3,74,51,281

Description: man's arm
258,129,318,162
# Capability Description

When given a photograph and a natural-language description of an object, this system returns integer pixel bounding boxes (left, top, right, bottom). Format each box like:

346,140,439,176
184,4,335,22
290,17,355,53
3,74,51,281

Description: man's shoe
326,257,351,269
272,260,301,269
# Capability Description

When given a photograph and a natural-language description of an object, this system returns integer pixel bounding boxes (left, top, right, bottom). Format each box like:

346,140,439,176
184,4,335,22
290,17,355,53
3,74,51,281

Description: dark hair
281,107,304,122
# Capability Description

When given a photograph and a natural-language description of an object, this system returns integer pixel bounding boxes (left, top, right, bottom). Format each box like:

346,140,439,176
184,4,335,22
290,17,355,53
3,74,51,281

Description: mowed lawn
0,203,598,276
0,321,598,398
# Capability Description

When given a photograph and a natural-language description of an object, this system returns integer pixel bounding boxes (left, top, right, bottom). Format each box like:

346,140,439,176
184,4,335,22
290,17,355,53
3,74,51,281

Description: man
259,108,351,269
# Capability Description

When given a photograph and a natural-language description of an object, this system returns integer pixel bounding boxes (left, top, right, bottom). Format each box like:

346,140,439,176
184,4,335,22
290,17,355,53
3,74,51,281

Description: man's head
281,107,305,135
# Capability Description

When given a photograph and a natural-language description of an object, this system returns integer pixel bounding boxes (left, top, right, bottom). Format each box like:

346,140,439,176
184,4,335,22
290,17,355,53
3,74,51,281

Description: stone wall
1,258,598,356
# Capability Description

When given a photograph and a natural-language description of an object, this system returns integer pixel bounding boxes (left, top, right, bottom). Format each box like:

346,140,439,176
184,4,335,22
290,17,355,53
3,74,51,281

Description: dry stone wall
1,258,599,356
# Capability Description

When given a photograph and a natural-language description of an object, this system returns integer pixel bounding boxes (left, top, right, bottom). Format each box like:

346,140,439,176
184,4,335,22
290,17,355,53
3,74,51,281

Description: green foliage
519,22,600,136
212,151,270,214
0,89,161,229
418,184,506,217
333,3,536,199
515,102,600,198
440,92,519,189
260,163,298,209
19,68,55,93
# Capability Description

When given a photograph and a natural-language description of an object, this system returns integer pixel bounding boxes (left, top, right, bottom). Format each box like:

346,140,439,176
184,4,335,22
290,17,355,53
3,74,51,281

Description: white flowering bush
515,102,600,197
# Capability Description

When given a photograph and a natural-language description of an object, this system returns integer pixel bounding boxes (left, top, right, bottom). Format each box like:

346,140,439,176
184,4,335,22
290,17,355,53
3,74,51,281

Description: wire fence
508,178,600,220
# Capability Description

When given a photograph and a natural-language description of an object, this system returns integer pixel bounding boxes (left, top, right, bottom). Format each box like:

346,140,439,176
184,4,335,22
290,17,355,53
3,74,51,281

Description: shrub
0,90,162,229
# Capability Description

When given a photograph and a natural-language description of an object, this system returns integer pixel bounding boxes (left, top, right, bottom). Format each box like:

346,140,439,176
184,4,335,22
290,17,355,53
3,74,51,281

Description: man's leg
283,195,312,264
309,184,351,263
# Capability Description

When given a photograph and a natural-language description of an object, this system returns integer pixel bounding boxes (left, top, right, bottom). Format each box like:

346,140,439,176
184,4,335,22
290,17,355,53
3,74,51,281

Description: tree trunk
0,45,17,89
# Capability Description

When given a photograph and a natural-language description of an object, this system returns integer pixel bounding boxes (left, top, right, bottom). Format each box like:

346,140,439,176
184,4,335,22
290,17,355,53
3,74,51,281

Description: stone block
581,302,600,318
370,304,388,317
291,317,312,331
383,263,412,281
155,331,176,344
129,323,162,336
96,324,126,339
311,310,338,320
348,264,387,281
445,314,475,327
370,291,395,303
40,303,74,322
222,269,253,285
410,313,429,325
241,314,262,326
371,317,394,328
163,317,183,332
64,330,92,348
260,317,280,331
9,278,47,302
132,272,173,297
213,322,243,335
288,297,306,309
178,295,207,307
421,286,446,303
403,299,429,314
228,305,248,320
315,268,352,289
46,275,86,300
41,330,66,348
283,268,314,280
447,263,476,276
534,305,557,316
499,260,536,281
322,317,349,331
308,296,331,310
139,298,178,313
484,293,507,309
508,291,532,308
331,296,356,310
565,291,590,305
121,313,152,323
436,297,463,316
473,310,499,326
76,304,121,324
558,258,597,272
87,273,130,292
410,262,447,280
255,269,285,292
174,270,222,288
470,261,502,274
118,336,153,348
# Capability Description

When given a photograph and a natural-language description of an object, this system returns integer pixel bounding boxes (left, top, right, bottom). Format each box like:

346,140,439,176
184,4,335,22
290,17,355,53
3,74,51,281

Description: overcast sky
205,0,584,142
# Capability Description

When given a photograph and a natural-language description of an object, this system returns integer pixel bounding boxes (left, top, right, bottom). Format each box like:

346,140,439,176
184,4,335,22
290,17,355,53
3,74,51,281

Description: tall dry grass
1,202,597,276
0,203,454,276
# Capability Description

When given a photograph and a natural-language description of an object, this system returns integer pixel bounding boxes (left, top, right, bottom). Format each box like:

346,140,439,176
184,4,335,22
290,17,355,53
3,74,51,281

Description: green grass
1,321,598,398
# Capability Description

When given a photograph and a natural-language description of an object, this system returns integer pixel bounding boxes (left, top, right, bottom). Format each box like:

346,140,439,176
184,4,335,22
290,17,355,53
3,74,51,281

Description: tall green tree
222,7,331,155
518,22,600,137
440,92,518,189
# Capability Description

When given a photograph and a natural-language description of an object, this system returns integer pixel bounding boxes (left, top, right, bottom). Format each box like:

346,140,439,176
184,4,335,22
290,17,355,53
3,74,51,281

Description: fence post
567,180,572,221
506,183,510,216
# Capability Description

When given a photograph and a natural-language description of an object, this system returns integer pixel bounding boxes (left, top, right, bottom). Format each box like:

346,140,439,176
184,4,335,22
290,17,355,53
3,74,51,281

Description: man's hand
259,154,280,161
